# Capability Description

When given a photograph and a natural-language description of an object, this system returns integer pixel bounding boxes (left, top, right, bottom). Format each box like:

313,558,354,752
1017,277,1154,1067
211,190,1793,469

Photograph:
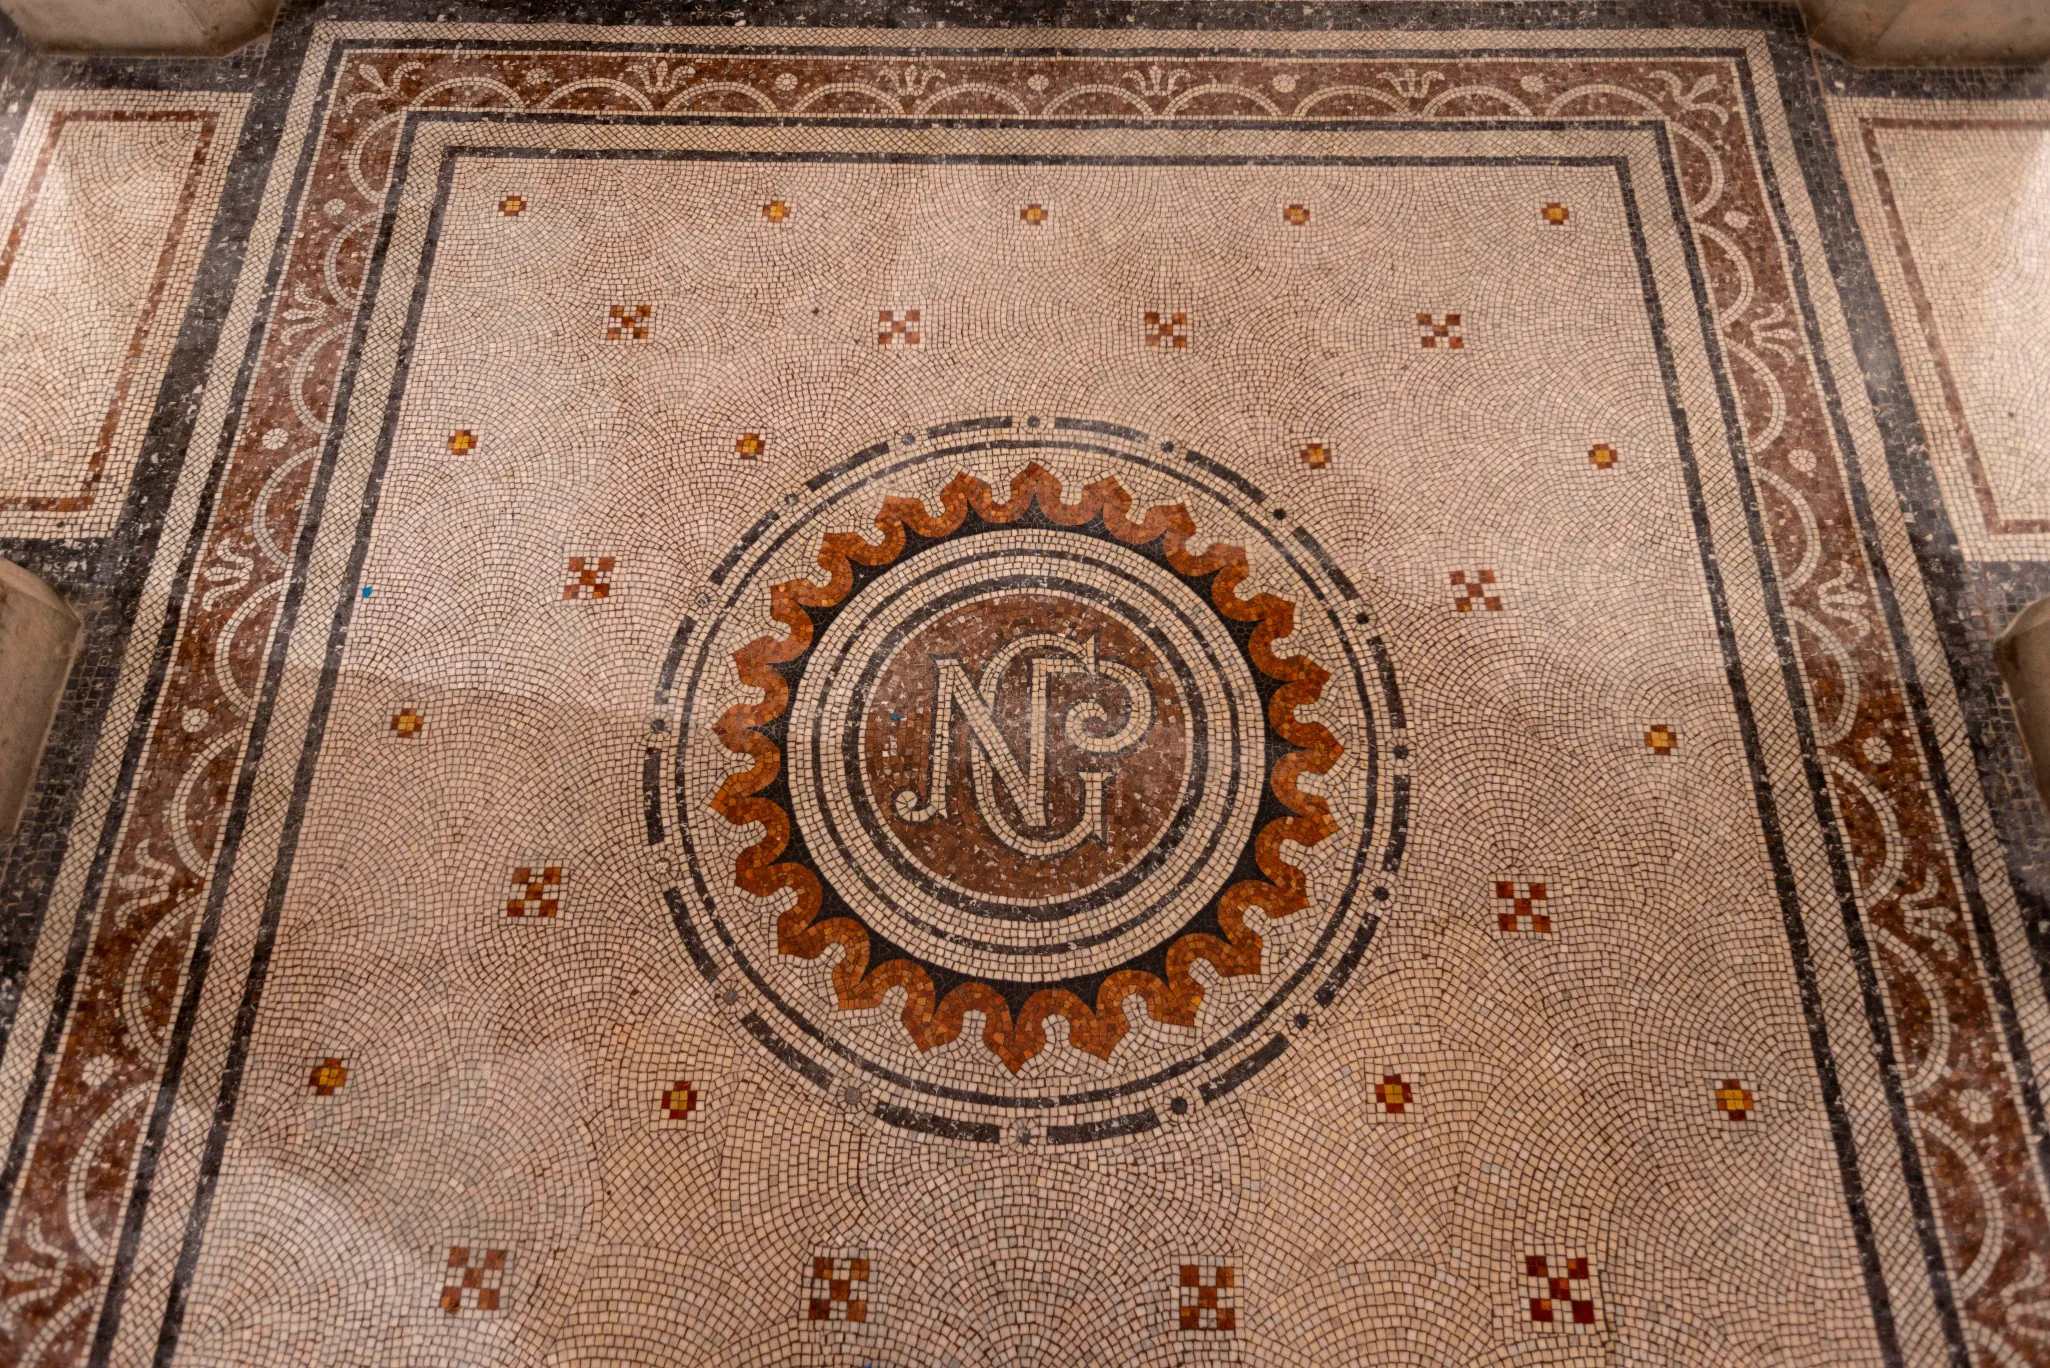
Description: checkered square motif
1176,1262,1237,1333
877,309,921,346
505,864,563,918
1644,724,1679,755
440,1247,508,1314
1715,1078,1757,1122
661,1079,698,1120
1418,312,1464,348
1524,1254,1597,1329
605,303,651,340
1451,568,1501,612
805,1255,870,1322
308,1057,348,1096
1541,201,1571,226
388,707,424,739
1144,310,1190,348
562,555,615,601
1369,1073,1414,1116
1495,880,1550,933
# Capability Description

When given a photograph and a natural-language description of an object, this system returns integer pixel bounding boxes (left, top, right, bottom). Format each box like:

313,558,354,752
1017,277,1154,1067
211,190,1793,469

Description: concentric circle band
790,531,1264,982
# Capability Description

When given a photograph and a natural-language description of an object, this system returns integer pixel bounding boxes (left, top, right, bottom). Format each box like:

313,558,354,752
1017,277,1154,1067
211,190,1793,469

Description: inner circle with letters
867,588,1189,903
790,530,1264,984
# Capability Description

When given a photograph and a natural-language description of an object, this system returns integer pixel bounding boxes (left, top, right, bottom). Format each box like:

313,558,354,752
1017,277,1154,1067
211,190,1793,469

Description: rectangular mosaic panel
0,89,245,538
1833,98,2050,561
1,22,2044,1368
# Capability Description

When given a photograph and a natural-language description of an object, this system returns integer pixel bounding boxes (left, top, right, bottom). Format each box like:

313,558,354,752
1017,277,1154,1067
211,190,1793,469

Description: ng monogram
893,632,1154,856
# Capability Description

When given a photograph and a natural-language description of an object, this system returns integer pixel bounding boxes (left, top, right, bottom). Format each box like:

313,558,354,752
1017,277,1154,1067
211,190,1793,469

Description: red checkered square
1419,312,1464,348
506,864,563,918
605,303,651,340
805,1255,870,1323
877,309,921,346
440,1247,508,1314
1495,880,1550,934
1176,1261,1237,1333
1524,1254,1597,1329
1451,568,1501,612
1145,310,1190,349
562,555,615,601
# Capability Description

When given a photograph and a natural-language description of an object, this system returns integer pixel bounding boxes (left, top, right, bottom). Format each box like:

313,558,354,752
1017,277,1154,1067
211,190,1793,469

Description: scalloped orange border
713,464,1344,1072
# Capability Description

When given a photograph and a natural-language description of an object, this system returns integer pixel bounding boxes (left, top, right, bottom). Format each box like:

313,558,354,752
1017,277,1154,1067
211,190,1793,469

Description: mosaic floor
0,4,2048,1365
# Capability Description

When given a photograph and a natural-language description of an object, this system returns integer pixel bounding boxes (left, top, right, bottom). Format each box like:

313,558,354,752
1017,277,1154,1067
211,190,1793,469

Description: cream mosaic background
160,126,1889,1365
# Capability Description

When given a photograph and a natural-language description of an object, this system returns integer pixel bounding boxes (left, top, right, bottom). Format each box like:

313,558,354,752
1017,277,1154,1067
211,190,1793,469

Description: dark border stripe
641,747,665,844
805,438,892,490
1366,636,1406,730
873,1101,1002,1143
1380,776,1410,874
1314,911,1381,1008
741,1012,832,1088
709,506,783,583
1180,447,1264,503
1048,1108,1160,1144
924,414,1012,441
1198,1034,1288,1103
662,885,719,981
655,617,694,703
1053,416,1148,443
1293,526,1359,599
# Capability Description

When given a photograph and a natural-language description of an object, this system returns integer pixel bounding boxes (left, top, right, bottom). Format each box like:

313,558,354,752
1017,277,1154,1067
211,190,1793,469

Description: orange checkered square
805,1255,870,1323
1176,1262,1236,1333
440,1247,508,1314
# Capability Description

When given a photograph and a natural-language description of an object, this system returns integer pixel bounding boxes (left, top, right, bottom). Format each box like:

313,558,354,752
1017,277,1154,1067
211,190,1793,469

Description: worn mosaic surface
0,5,2048,1366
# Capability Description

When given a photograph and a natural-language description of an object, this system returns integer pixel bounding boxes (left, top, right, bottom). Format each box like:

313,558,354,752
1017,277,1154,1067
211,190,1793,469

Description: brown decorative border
713,464,1341,1072
1,41,2044,1368
1857,115,2050,537
0,109,220,513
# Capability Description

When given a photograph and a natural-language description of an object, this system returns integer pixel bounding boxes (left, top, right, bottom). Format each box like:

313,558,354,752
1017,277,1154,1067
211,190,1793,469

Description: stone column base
0,559,80,841
0,0,278,56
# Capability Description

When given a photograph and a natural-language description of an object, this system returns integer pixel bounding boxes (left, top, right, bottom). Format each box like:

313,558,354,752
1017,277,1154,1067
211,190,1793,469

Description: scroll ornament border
1,41,2042,1368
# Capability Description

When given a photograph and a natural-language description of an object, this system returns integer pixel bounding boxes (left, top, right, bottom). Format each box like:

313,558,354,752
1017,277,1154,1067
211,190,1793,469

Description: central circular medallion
657,421,1401,1142
790,531,1264,983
